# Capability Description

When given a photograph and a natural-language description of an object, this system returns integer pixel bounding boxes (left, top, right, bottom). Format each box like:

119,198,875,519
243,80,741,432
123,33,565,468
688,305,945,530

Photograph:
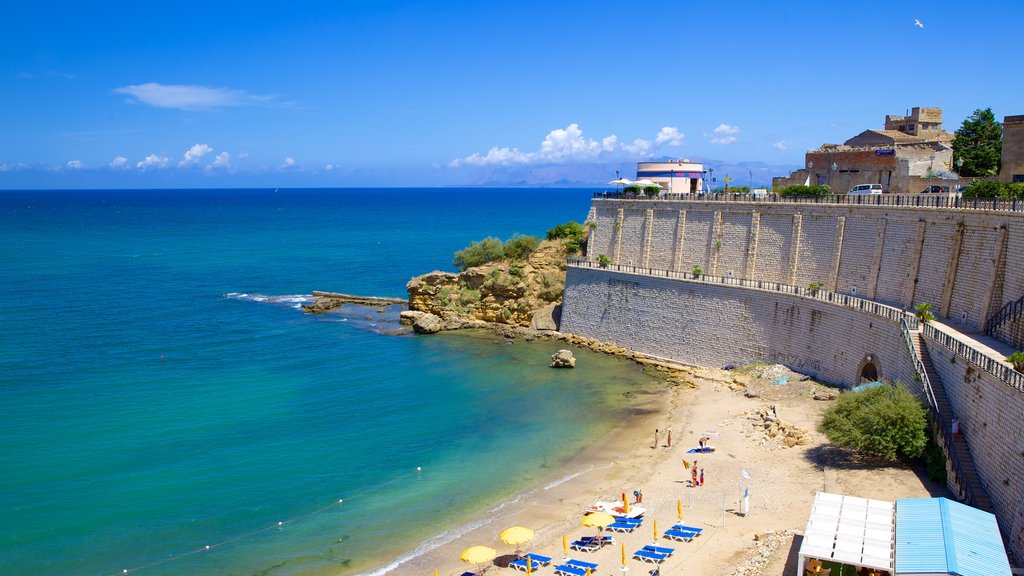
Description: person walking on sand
691,461,699,486
654,428,659,449
699,468,705,486
638,489,643,504
666,428,672,447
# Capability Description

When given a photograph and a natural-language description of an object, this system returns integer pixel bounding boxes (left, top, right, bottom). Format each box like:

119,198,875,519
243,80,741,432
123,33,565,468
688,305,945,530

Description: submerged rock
550,349,576,368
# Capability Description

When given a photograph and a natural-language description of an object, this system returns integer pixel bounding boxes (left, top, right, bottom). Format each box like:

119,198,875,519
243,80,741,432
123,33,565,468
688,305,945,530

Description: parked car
920,185,950,194
846,184,883,195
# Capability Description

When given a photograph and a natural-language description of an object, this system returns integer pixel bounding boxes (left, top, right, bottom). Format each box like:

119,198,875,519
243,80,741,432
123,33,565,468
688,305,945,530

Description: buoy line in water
108,466,425,575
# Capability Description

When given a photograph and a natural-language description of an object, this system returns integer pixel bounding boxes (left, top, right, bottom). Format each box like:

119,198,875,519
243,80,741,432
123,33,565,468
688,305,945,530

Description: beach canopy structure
500,526,535,546
799,493,1012,576
798,492,895,574
581,512,616,528
459,545,496,565
894,497,1011,576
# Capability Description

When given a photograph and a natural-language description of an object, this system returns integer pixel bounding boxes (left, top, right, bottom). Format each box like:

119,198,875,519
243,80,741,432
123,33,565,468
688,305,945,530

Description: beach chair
664,528,698,542
524,553,552,566
616,516,644,525
606,521,638,532
510,558,532,572
566,559,599,571
633,549,668,564
570,538,600,552
672,524,703,535
643,544,675,556
554,565,587,576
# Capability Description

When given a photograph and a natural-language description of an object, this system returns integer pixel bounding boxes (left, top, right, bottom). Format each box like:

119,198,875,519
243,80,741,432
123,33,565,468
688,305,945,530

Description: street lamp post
830,161,837,191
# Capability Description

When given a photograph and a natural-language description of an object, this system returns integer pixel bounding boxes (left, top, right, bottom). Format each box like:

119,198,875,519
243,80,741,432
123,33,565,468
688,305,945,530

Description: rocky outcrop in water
302,291,406,314
550,349,576,368
406,239,571,328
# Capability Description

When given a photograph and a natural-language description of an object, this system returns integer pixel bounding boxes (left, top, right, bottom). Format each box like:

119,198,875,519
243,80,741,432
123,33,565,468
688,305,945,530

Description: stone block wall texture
619,208,646,265
874,221,917,307
924,337,1024,561
680,210,713,272
649,211,679,270
752,214,794,282
948,227,997,329
717,211,752,278
589,199,1023,331
561,267,917,390
915,222,957,312
794,215,839,289
834,216,878,296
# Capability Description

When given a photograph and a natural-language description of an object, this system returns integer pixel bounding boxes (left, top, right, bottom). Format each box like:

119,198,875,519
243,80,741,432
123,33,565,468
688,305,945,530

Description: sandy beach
392,359,947,576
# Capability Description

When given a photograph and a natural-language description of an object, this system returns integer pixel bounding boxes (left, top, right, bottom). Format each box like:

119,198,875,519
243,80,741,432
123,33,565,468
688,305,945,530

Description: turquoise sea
0,188,662,576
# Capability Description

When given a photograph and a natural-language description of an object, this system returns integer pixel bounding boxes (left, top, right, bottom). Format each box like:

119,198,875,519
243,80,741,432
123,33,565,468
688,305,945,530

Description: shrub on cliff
779,184,831,197
961,180,1024,199
453,237,505,270
819,383,927,462
547,221,586,254
503,234,540,261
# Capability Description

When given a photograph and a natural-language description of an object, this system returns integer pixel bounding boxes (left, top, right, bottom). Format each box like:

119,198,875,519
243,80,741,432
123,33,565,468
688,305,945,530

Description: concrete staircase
912,332,995,513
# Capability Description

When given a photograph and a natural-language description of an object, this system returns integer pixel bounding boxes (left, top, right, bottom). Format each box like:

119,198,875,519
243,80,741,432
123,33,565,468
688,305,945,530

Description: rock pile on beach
727,530,797,576
744,406,811,449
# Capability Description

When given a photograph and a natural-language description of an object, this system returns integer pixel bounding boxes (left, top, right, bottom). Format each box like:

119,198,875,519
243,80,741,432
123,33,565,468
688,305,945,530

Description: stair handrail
984,292,1024,336
902,318,980,507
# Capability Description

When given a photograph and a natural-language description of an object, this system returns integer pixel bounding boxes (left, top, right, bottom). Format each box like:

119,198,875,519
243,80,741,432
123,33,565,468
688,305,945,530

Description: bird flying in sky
914,18,924,28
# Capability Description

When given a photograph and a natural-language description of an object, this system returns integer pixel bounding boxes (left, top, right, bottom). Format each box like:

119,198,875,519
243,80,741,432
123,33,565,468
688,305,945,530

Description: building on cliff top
635,160,705,194
1000,115,1024,183
773,106,962,195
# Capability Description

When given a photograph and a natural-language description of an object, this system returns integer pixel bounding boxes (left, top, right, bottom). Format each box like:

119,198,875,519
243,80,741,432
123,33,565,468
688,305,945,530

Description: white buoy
417,466,422,472
278,521,283,526
205,545,210,550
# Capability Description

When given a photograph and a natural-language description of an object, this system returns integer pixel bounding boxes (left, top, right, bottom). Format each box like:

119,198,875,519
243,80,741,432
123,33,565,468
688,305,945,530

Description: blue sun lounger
664,528,698,542
615,516,644,524
672,524,703,535
633,549,668,563
524,553,552,566
606,521,639,532
567,559,598,570
554,564,587,576
643,545,675,556
570,535,614,551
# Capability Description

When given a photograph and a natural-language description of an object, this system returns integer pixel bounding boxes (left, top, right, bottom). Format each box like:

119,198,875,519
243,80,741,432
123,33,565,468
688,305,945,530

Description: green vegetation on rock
779,184,832,197
913,302,935,323
819,383,928,462
453,234,540,271
962,180,1024,199
547,221,587,255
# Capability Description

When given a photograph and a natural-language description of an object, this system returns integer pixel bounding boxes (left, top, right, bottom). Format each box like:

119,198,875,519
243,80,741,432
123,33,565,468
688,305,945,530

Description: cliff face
406,239,569,326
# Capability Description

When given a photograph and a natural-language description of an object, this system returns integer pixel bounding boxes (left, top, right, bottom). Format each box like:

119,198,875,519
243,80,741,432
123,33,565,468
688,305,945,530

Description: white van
847,184,883,195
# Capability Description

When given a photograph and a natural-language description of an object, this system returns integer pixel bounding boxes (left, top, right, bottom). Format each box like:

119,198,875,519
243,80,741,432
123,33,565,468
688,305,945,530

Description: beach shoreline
353,347,946,576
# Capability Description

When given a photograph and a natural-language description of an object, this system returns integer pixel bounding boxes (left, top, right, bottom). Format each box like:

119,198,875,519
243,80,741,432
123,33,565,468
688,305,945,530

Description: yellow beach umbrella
621,492,630,514
526,556,533,575
621,542,627,567
581,512,615,528
459,545,496,565
562,534,568,557
677,499,683,520
653,519,658,543
499,526,534,553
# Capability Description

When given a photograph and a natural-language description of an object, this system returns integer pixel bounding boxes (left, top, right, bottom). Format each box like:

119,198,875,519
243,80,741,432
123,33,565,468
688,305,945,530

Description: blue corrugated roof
894,498,1010,576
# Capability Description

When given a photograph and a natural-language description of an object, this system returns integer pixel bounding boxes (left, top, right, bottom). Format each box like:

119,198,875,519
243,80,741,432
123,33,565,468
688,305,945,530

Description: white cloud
113,82,274,111
179,143,213,167
209,152,231,169
773,140,788,151
277,156,299,171
449,123,684,167
655,126,684,146
110,156,129,169
324,163,335,171
710,123,741,145
65,160,84,169
137,154,170,170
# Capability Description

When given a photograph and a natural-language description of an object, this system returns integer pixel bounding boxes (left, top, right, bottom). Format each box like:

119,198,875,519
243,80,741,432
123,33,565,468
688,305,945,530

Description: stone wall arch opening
856,353,881,383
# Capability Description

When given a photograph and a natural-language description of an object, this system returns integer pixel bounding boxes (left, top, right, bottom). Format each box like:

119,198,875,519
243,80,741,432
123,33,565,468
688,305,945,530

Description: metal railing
901,318,979,507
923,323,1024,392
592,191,1024,213
567,258,916,327
984,292,1024,336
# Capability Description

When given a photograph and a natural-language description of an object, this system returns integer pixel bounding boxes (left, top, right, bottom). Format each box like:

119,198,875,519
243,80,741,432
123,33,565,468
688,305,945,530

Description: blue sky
2,0,1022,188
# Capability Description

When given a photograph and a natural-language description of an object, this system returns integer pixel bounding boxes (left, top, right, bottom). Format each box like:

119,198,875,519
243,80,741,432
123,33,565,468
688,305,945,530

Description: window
907,123,915,131
1013,174,1024,183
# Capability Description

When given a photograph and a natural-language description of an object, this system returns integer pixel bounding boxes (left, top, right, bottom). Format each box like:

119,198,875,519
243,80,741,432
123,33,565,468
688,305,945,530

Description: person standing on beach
666,428,672,447
691,461,699,486
700,468,705,486
654,429,659,449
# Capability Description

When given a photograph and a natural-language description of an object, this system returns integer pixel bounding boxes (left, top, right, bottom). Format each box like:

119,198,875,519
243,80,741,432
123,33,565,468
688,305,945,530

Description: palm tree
913,303,934,323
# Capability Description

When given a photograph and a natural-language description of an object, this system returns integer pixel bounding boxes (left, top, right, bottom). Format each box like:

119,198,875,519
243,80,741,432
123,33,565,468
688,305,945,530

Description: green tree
1007,351,1024,372
952,108,1002,177
547,221,586,254
453,237,505,271
503,234,539,261
913,302,935,323
819,384,928,461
